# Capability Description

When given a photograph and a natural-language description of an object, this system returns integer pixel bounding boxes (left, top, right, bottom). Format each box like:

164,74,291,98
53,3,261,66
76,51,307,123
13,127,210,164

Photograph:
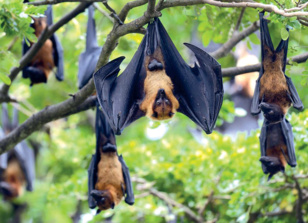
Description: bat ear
96,209,101,215
111,203,115,209
267,174,273,182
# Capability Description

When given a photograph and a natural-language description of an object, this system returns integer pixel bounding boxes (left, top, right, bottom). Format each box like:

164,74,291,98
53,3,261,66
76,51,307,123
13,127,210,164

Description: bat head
0,181,18,199
91,189,115,211
31,16,48,37
151,89,175,120
260,156,285,181
259,102,284,122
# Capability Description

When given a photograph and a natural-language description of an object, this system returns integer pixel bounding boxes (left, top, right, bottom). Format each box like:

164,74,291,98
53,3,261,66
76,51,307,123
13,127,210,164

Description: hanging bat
78,5,102,89
94,18,223,135
259,103,296,181
251,12,303,116
22,5,64,86
251,12,303,179
88,103,134,213
0,104,35,199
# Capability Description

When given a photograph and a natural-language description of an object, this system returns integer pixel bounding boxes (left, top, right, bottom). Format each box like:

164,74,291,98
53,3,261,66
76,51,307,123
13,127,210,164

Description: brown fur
140,48,179,120
4,158,25,198
259,45,291,115
30,17,55,79
95,151,125,210
266,145,288,168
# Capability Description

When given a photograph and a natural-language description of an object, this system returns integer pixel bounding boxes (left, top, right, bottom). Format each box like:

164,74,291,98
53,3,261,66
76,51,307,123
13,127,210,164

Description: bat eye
101,197,106,203
156,101,161,106
268,110,274,115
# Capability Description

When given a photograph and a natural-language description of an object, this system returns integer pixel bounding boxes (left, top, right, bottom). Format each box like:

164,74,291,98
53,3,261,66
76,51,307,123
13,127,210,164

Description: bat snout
152,89,174,120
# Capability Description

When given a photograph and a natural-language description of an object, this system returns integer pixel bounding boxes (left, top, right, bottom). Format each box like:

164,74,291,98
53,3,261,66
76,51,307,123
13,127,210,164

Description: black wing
0,128,8,170
14,141,35,191
94,43,146,135
118,155,134,205
281,118,296,167
251,12,274,115
259,120,268,174
46,6,64,81
2,103,12,132
88,153,98,209
78,5,102,89
148,19,223,133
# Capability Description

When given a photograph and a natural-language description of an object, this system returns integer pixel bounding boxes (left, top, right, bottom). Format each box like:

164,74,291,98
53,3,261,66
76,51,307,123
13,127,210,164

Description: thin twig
102,0,124,25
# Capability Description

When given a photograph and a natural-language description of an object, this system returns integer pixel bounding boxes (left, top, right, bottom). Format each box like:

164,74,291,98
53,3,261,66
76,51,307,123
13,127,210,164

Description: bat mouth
148,59,164,71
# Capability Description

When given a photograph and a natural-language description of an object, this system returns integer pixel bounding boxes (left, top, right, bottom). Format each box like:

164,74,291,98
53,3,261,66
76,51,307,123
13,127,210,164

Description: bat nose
158,89,165,97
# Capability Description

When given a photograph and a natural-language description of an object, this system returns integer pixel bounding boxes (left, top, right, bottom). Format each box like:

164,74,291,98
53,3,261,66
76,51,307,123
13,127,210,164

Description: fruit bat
251,12,303,180
22,4,64,86
251,12,303,115
0,104,35,199
78,5,102,89
94,18,223,135
88,103,134,213
259,103,296,181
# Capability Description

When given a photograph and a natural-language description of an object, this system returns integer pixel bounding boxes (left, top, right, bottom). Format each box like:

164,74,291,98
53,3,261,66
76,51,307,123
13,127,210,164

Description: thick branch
222,52,308,77
0,3,92,103
157,0,308,17
118,0,148,22
211,20,260,59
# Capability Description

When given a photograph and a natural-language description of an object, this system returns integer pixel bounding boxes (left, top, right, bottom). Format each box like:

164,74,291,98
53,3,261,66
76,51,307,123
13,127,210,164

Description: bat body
94,18,223,135
0,104,35,199
88,104,134,213
251,12,303,180
77,5,102,89
259,103,296,180
22,5,64,86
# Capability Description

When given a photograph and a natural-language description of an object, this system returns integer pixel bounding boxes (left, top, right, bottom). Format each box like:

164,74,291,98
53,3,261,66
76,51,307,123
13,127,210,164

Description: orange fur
30,17,55,79
266,145,288,168
4,158,25,198
259,46,291,114
95,151,125,210
140,48,179,120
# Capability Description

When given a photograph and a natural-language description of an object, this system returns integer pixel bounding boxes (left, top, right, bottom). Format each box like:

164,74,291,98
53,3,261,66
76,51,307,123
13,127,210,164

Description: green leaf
0,73,11,85
281,28,289,40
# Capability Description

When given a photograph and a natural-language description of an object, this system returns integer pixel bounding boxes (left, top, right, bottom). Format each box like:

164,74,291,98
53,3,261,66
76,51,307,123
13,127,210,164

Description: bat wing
14,141,35,191
149,19,223,133
259,120,268,174
285,76,304,110
0,128,8,170
281,118,296,167
78,6,101,89
94,39,147,134
251,12,275,115
2,103,12,132
118,155,134,205
46,5,64,81
88,153,98,209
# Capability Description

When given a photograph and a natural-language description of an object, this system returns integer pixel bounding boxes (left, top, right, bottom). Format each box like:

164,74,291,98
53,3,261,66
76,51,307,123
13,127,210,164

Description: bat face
259,156,285,180
140,50,179,121
91,189,115,210
259,102,284,122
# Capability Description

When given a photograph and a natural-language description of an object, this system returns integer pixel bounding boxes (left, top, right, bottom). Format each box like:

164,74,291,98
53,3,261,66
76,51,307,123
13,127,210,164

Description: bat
259,103,296,181
0,104,35,199
88,103,134,213
94,18,223,135
77,5,102,89
22,5,64,86
251,12,303,180
251,12,303,115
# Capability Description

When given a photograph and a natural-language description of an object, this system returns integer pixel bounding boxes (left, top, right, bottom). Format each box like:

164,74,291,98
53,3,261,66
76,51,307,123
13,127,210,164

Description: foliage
0,0,308,223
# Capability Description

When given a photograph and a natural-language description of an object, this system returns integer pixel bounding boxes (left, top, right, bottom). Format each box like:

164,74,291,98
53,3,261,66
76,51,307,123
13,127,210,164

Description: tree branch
157,0,308,17
118,0,148,22
221,52,308,77
210,20,260,59
27,0,100,6
0,3,92,103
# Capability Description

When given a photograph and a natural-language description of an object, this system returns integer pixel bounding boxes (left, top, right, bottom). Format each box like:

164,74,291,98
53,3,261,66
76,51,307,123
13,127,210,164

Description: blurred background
0,0,308,222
